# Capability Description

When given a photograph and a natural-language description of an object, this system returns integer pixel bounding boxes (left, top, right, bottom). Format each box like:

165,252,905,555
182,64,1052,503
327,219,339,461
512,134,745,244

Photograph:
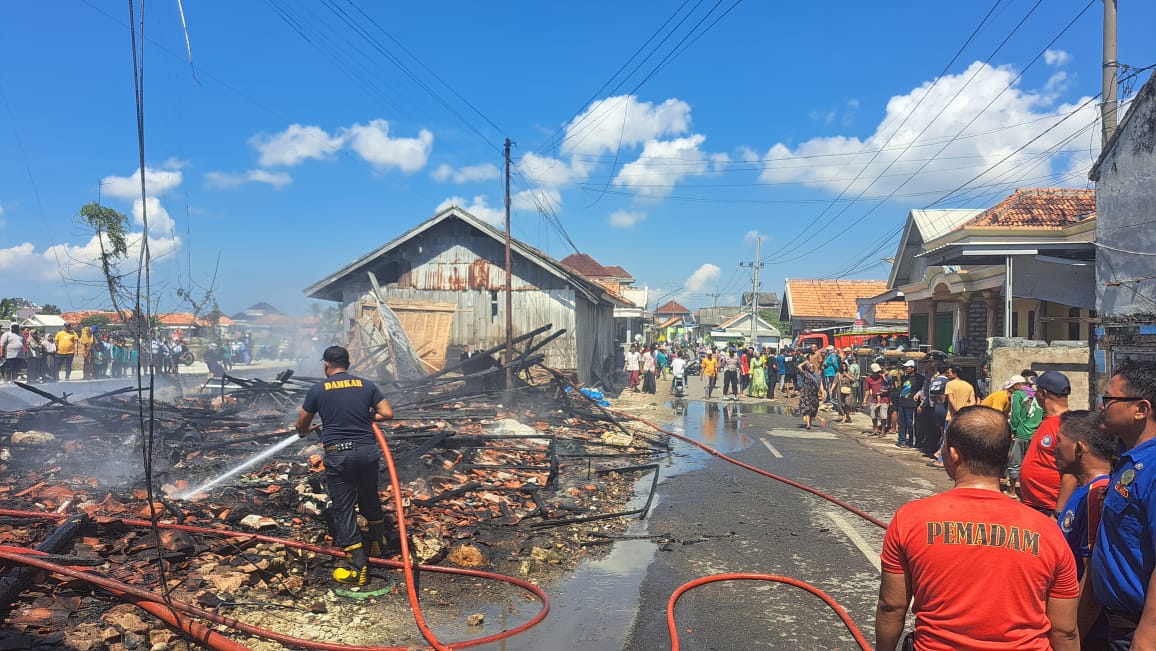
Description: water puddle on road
468,400,768,649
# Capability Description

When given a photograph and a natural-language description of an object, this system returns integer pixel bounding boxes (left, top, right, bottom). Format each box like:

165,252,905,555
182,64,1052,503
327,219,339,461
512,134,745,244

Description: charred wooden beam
0,512,91,613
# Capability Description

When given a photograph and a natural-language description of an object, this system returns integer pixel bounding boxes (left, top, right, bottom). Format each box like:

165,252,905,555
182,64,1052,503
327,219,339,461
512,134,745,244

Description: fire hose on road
607,407,883,651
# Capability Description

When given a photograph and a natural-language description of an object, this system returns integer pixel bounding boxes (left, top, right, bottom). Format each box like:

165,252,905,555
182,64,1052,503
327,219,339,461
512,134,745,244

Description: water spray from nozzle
175,433,302,501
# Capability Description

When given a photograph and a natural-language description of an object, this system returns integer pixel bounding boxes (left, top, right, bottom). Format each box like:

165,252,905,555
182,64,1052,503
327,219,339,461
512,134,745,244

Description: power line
767,0,1095,269
757,0,1013,263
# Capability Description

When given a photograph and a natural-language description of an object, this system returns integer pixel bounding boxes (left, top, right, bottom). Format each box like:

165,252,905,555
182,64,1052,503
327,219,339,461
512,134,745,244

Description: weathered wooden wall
329,218,614,380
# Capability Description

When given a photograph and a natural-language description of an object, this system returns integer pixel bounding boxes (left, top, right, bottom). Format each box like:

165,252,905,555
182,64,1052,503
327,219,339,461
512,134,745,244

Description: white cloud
250,124,345,167
0,229,181,285
436,195,504,226
744,230,769,244
517,152,591,189
204,169,292,190
100,167,183,200
614,134,710,197
342,120,433,173
131,196,175,235
1044,49,1071,67
684,263,721,293
0,165,184,295
512,188,563,213
608,210,646,228
562,95,692,157
431,162,500,184
758,61,1099,197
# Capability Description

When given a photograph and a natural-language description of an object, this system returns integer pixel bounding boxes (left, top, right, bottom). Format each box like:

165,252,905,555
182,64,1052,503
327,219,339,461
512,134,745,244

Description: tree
0,298,16,320
78,202,131,322
40,304,61,315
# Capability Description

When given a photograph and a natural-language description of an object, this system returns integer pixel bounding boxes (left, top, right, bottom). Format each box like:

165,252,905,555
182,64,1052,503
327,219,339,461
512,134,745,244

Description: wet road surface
480,398,953,650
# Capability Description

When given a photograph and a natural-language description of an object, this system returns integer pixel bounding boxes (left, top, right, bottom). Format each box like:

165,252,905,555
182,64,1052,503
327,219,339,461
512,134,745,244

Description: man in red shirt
876,405,1080,651
1018,371,1078,517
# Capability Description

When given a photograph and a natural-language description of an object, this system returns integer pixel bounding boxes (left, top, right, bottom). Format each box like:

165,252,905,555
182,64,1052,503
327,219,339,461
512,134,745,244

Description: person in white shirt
624,344,641,392
670,352,688,396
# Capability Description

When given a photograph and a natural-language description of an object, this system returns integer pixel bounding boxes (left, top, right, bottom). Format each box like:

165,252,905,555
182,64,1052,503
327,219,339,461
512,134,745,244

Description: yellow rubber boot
333,543,368,586
366,520,387,557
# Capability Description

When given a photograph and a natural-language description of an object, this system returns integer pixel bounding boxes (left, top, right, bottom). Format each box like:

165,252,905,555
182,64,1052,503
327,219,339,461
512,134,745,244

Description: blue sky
2,1,1153,316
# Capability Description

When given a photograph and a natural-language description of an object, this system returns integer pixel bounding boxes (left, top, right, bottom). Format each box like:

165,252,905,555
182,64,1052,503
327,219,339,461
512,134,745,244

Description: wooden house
303,207,625,383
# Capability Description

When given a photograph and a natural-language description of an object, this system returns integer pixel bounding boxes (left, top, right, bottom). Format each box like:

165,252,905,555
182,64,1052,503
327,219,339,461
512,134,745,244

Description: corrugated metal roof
911,209,984,241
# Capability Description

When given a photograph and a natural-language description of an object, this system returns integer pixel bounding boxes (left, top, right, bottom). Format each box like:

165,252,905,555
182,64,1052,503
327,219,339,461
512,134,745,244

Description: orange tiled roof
59,310,125,324
58,310,232,328
559,253,613,277
657,315,683,329
654,300,691,315
603,265,633,280
964,188,1095,230
785,279,908,321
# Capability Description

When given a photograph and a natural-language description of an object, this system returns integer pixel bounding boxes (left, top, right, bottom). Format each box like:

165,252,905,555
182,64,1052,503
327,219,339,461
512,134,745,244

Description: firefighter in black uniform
296,346,394,586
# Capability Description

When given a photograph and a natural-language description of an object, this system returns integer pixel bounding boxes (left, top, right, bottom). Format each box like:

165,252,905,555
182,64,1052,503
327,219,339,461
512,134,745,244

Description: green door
934,312,954,353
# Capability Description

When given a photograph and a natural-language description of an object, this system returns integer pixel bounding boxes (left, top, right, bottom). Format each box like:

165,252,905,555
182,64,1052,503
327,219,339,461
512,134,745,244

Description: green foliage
39,304,61,315
0,298,16,320
759,309,788,334
79,314,112,329
79,202,129,260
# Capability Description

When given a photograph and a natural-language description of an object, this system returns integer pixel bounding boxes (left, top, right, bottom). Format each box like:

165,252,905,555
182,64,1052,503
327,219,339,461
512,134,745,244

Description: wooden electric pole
1101,0,1118,148
504,138,514,392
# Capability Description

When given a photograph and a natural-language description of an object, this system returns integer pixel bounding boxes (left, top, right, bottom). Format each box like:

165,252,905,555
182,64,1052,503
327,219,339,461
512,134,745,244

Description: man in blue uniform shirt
297,345,395,586
1086,360,1156,649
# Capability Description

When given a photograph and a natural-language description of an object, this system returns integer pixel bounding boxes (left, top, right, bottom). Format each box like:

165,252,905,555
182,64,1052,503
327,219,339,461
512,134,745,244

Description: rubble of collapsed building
0,323,671,650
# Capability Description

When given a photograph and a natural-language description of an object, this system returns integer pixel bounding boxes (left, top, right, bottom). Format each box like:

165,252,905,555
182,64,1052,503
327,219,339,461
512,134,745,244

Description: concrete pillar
927,300,939,351
958,293,973,354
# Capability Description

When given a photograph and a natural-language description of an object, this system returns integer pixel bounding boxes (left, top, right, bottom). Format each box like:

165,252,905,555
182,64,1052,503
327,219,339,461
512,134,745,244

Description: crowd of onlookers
0,322,277,384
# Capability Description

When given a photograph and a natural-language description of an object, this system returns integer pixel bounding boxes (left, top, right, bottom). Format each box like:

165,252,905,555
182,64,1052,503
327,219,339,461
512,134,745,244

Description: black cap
322,345,350,366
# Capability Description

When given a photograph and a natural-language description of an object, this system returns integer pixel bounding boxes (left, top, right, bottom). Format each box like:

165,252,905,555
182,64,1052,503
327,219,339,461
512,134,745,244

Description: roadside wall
989,338,1090,410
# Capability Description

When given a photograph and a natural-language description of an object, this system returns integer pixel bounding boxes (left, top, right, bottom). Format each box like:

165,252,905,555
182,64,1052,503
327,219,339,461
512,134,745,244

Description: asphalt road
620,398,954,651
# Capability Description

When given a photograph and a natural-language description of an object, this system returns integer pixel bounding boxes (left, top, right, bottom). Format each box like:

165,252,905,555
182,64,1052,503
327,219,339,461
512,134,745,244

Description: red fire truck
794,325,911,352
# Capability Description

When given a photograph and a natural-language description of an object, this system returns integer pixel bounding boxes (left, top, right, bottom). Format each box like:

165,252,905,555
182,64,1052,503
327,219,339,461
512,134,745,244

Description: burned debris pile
0,326,669,649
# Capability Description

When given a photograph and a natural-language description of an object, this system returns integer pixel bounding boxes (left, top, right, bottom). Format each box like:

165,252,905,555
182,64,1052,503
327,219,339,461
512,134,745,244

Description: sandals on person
927,460,945,468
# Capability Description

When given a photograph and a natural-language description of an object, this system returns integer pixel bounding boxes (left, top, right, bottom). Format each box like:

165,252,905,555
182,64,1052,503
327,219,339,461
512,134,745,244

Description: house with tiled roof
653,300,691,318
780,279,907,338
558,253,648,347
861,188,1097,354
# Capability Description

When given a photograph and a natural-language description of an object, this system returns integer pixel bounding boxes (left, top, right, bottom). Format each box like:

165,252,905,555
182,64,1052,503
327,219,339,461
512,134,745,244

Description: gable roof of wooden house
304,207,627,307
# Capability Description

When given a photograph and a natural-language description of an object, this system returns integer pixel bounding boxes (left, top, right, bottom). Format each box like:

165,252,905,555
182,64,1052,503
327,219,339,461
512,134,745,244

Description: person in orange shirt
875,406,1080,651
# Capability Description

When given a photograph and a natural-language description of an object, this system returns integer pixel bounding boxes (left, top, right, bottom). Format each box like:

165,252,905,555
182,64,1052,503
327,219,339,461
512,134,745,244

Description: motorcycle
685,358,702,377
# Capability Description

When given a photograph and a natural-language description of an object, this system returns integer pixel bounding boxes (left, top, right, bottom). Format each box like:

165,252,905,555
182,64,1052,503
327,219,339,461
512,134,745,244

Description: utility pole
504,138,514,392
705,292,722,307
1101,0,1118,148
739,237,765,346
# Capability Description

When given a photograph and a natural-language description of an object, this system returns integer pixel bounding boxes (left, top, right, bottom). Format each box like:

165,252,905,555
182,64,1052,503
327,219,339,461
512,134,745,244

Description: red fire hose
667,573,872,651
1,399,889,650
604,407,884,650
0,500,550,650
608,407,889,530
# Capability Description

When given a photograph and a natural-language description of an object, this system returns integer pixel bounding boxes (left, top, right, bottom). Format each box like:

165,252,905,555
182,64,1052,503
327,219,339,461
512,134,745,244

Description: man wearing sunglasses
1085,360,1156,649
